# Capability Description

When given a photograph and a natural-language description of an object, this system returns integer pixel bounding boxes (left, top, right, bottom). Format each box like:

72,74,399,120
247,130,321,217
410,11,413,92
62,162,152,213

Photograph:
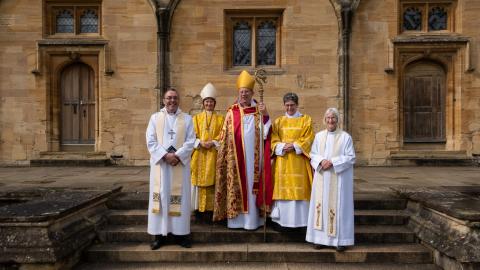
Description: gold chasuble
191,111,225,212
271,115,314,201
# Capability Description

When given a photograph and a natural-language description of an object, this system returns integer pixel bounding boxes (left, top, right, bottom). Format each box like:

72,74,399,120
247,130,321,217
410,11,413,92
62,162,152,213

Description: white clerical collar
238,99,256,108
285,111,302,118
161,108,182,115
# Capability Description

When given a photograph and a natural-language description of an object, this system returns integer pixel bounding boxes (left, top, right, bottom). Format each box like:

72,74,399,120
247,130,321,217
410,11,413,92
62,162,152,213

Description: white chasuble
146,108,196,236
306,129,355,247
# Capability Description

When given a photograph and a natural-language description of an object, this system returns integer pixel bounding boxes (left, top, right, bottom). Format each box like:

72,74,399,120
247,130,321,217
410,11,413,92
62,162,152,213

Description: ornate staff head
254,68,267,103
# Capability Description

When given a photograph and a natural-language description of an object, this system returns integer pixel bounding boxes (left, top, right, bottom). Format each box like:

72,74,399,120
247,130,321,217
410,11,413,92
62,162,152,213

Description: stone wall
0,0,157,166
169,0,340,133
1,0,479,165
350,0,480,165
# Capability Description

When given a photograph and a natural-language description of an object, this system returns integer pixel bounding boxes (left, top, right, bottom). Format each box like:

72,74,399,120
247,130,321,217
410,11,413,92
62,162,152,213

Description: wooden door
60,63,95,147
403,62,445,142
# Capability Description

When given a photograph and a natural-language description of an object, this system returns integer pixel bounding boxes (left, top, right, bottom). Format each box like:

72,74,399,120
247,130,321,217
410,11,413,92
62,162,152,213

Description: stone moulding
0,187,121,269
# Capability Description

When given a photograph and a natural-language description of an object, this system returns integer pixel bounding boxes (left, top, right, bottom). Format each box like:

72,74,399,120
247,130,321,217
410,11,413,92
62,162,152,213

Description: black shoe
176,235,192,248
150,235,165,250
314,244,326,250
336,246,347,252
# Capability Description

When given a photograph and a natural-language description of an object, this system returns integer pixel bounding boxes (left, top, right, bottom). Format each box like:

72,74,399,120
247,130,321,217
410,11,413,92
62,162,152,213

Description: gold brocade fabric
191,111,224,212
198,185,215,212
213,106,262,221
271,115,314,201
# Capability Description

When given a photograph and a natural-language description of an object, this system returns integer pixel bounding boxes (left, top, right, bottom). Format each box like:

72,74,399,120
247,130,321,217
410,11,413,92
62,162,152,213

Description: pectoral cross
168,129,175,140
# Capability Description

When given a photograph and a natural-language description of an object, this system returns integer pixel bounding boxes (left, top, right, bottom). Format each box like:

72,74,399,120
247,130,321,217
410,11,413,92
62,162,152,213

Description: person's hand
201,141,213,149
164,153,180,166
258,102,268,116
282,143,294,153
321,159,333,170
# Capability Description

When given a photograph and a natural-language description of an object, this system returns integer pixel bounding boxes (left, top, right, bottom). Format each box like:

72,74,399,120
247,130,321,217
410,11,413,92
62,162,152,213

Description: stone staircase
76,192,441,269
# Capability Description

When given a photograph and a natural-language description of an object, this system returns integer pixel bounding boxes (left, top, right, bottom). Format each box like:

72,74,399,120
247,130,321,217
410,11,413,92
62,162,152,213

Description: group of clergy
146,70,356,252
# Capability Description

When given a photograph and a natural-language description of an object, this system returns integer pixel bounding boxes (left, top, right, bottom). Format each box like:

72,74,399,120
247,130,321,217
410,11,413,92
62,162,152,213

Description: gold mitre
236,70,255,90
200,82,217,100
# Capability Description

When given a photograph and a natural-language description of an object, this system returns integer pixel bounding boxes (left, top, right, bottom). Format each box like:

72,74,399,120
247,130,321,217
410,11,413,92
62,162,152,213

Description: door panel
403,62,445,143
60,63,95,146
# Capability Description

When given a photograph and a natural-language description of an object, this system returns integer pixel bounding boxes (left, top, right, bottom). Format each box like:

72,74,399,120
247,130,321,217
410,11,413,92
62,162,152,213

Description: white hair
323,107,340,125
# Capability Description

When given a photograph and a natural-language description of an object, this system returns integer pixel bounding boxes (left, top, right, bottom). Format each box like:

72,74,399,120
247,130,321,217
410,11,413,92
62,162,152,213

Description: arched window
48,2,101,36
56,9,74,33
80,9,99,33
428,6,447,31
400,1,453,33
403,7,422,31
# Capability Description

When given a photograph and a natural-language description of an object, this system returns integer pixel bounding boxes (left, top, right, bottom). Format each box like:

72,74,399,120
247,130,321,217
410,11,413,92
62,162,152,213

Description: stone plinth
0,187,121,269
393,186,480,270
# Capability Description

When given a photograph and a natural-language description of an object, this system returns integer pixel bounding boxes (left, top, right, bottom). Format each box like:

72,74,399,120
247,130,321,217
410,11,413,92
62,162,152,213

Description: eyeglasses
164,96,178,101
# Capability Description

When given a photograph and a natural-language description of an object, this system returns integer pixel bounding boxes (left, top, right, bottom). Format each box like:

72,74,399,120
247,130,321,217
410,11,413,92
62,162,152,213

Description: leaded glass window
233,21,252,66
428,6,447,31
403,7,422,31
56,9,74,33
257,20,276,66
400,1,454,33
80,9,98,33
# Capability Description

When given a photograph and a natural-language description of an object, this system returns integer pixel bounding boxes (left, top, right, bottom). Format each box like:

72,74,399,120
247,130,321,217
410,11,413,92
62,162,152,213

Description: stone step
75,262,442,270
390,150,476,166
106,192,407,211
85,242,433,264
99,224,415,244
30,152,111,166
107,209,409,226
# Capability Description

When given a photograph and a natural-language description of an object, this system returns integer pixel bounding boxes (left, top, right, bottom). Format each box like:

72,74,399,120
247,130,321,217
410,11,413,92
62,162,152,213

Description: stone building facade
0,0,479,166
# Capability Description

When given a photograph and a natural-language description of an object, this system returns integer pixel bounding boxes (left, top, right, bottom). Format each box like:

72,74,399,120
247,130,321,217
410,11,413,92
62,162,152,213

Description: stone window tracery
46,1,101,36
400,1,454,33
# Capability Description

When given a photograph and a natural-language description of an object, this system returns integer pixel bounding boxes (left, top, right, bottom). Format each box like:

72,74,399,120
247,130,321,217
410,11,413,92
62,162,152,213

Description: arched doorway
403,60,446,143
60,62,96,151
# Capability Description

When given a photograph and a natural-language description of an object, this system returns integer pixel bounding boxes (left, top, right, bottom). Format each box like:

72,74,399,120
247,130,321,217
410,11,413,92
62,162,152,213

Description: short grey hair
163,87,179,98
283,92,299,105
323,107,340,125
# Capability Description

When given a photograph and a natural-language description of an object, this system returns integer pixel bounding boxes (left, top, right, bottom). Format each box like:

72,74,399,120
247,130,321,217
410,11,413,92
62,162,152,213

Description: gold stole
152,111,186,216
314,130,342,237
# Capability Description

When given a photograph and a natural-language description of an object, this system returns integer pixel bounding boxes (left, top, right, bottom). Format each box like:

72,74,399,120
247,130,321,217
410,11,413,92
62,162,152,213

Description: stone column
331,0,359,132
155,6,171,110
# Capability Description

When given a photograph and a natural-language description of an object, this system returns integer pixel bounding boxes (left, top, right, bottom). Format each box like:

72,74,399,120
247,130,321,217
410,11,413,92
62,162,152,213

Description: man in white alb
146,88,196,250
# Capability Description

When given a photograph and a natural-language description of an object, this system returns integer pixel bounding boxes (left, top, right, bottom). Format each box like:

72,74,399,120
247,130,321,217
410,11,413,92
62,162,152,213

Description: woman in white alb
306,108,355,251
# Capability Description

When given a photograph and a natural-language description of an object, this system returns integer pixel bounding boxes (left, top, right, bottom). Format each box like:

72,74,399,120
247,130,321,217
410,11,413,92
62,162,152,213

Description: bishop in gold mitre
213,70,273,230
191,83,225,218
270,92,314,230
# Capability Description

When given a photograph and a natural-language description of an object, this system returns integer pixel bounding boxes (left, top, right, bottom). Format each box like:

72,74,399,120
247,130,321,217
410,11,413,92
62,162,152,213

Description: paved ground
0,166,478,193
